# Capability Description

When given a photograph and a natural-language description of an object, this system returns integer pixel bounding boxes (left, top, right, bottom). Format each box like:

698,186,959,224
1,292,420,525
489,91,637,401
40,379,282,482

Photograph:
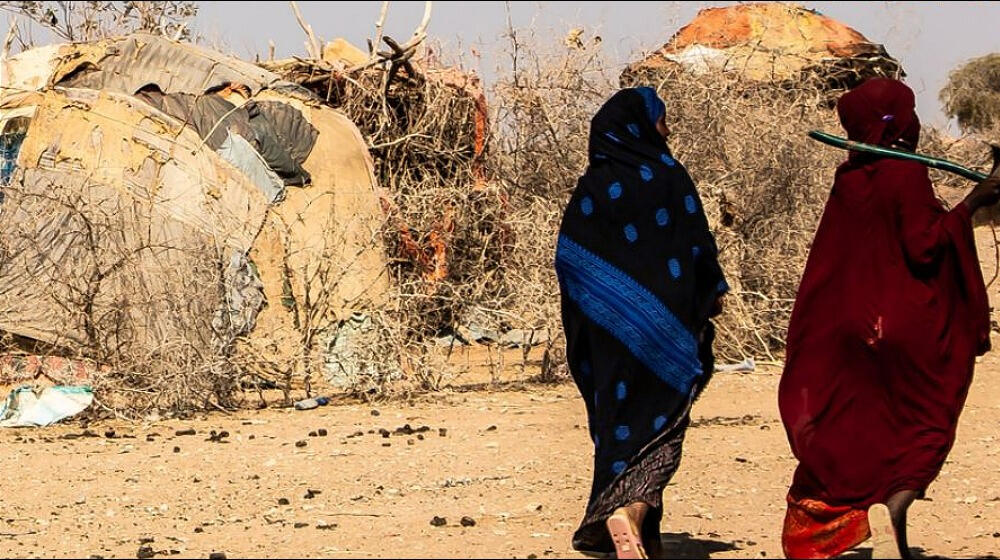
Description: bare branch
0,1,198,42
170,21,185,41
288,0,321,59
1,17,16,59
371,0,389,57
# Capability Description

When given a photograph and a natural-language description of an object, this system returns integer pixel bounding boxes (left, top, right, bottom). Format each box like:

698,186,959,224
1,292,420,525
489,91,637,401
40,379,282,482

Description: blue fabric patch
1,131,25,185
615,425,631,441
668,258,681,279
653,415,667,431
594,434,600,447
639,164,653,182
580,360,592,376
660,153,676,167
627,123,641,137
612,460,627,475
692,245,701,258
684,195,697,214
717,279,730,294
594,152,608,160
616,381,626,400
555,235,702,394
656,208,669,226
635,86,665,124
608,182,623,200
605,131,622,144
580,196,594,216
624,224,638,243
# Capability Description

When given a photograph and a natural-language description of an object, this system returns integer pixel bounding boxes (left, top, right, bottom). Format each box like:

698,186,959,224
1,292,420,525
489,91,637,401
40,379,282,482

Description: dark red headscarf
837,78,920,152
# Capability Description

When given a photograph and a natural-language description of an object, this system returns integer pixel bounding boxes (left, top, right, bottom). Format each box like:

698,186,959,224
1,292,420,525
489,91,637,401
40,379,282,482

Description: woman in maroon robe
779,78,1000,558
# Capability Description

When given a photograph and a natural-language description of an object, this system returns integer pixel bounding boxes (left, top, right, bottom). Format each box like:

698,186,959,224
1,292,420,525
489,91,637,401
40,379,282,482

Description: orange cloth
782,493,870,559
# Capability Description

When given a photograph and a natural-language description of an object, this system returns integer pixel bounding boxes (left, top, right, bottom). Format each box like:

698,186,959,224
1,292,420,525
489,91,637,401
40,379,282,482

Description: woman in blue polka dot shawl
555,86,728,558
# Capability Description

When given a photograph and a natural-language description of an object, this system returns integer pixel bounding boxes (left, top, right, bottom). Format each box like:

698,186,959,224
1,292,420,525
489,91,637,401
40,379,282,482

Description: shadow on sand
657,531,741,559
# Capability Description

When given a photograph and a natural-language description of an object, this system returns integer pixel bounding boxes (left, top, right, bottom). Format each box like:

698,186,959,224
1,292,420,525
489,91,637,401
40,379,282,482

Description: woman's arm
886,161,983,268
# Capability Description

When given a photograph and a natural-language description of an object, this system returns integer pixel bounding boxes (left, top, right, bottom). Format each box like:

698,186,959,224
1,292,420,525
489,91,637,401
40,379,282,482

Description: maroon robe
779,78,990,558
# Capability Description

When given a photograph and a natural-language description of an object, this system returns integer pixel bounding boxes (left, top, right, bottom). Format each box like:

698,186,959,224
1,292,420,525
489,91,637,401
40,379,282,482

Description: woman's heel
867,503,900,559
606,507,648,559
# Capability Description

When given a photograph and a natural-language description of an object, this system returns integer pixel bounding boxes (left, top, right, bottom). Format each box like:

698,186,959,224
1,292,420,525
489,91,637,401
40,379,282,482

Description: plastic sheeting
0,385,94,427
0,114,31,194
54,34,311,98
0,89,272,350
322,313,401,389
217,132,285,202
136,91,317,186
212,250,267,351
0,130,24,186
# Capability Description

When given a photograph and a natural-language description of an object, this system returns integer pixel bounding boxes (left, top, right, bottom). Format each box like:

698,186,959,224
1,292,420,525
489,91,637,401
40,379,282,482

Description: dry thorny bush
486,28,617,380
482,29,844,367
6,24,998,413
0,176,244,416
482,31,998,367
263,39,526,394
0,1,198,43
328,28,622,391
341,67,508,339
635,70,845,362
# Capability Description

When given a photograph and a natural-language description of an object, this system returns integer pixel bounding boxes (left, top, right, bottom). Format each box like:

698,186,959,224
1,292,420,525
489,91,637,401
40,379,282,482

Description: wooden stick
399,0,432,51
372,1,389,57
1,18,16,61
345,1,431,74
289,1,322,59
171,22,187,42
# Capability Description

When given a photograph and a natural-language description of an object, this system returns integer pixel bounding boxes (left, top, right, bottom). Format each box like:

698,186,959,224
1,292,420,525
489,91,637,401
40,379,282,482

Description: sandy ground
0,354,999,559
3,225,1000,559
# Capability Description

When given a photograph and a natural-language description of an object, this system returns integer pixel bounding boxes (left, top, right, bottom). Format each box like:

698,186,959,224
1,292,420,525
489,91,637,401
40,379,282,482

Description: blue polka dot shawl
556,87,728,395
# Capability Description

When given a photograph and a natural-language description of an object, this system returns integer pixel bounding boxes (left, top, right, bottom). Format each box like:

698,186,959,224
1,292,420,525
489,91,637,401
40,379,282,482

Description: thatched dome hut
621,3,903,90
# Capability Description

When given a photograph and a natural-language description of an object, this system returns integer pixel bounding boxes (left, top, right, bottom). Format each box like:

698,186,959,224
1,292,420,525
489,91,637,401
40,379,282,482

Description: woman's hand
964,172,1000,213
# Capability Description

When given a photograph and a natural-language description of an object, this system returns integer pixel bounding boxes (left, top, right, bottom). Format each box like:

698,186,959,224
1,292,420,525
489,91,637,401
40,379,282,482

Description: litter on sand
0,385,94,427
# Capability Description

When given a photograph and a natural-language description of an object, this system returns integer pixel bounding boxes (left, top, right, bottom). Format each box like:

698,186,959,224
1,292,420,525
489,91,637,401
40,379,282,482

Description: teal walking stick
807,130,994,182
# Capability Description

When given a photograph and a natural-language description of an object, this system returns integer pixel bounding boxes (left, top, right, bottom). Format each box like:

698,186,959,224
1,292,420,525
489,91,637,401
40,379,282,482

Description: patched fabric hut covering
0,35,391,384
2,34,311,98
621,3,903,89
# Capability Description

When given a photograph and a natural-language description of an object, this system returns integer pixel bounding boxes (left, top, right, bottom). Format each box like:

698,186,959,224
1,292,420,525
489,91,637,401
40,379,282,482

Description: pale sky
190,1,1000,135
3,2,994,133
